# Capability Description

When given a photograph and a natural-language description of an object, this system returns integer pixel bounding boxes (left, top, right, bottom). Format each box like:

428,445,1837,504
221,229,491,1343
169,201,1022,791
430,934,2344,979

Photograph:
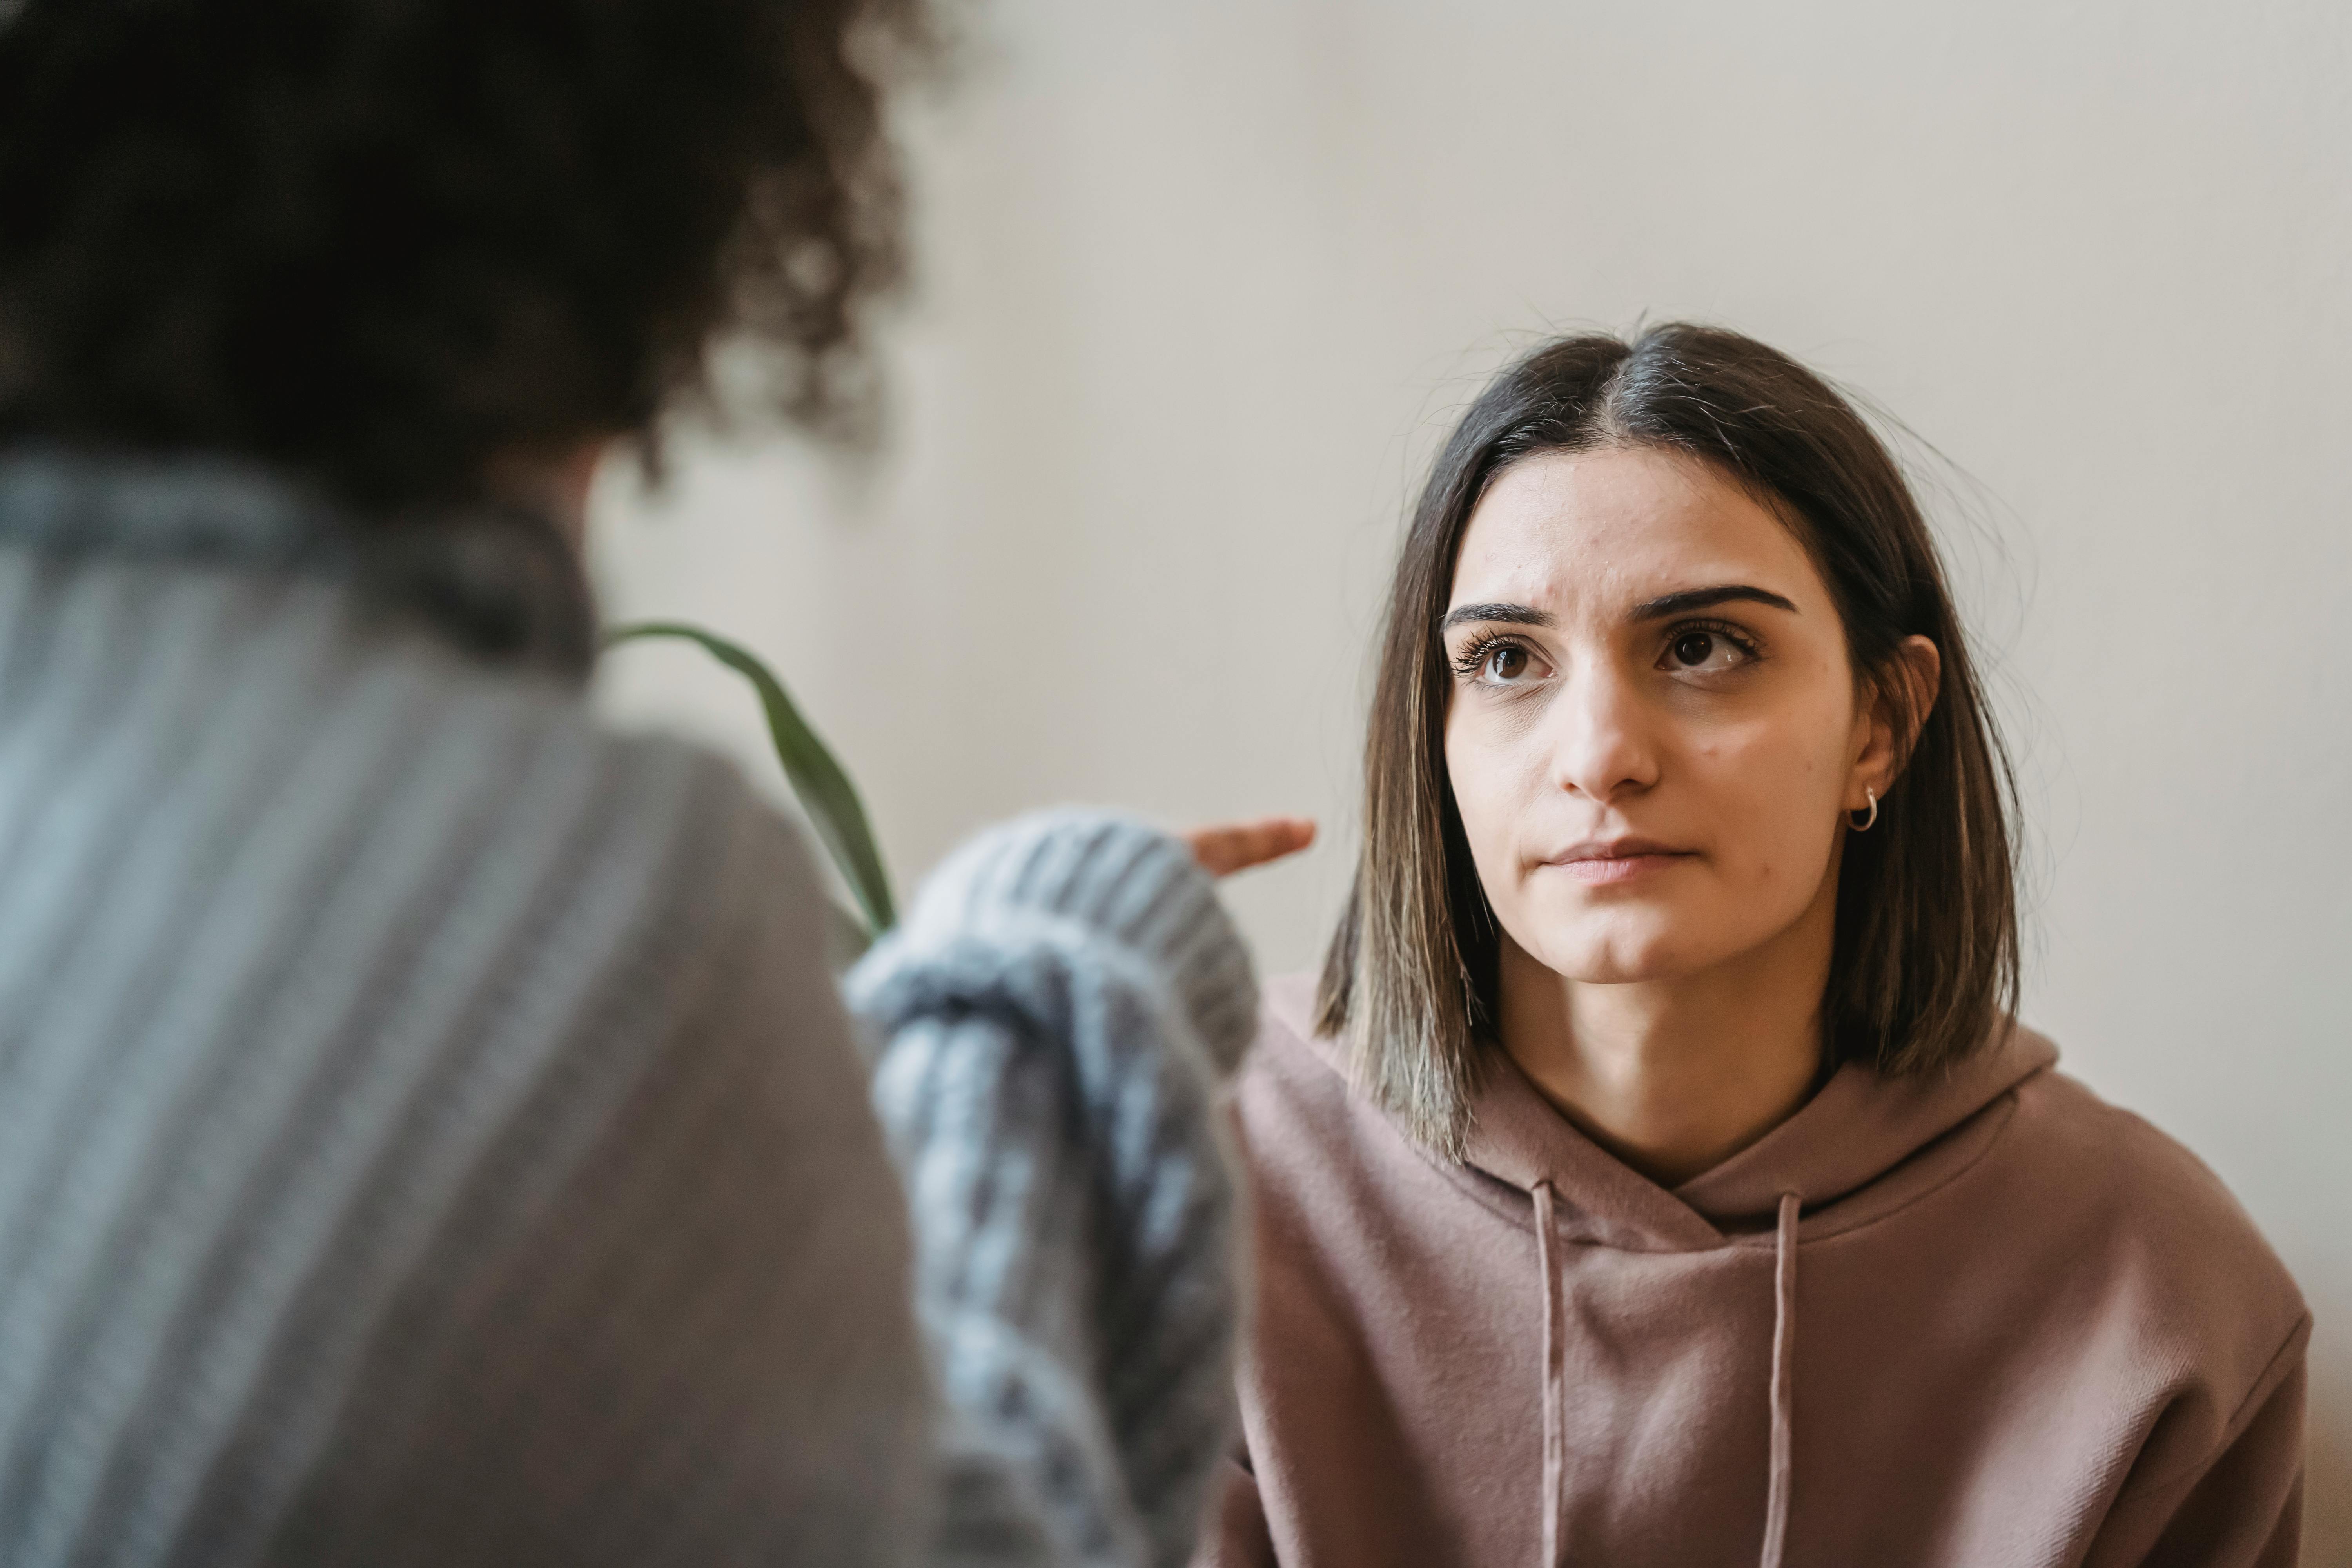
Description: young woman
1203,327,2307,1567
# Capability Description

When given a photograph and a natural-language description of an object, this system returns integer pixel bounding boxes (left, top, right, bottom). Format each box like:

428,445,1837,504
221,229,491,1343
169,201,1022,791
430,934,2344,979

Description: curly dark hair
0,0,924,510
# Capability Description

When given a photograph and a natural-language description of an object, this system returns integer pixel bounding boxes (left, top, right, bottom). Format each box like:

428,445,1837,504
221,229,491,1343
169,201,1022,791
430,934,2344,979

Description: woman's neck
1495,898,1835,1188
486,437,610,548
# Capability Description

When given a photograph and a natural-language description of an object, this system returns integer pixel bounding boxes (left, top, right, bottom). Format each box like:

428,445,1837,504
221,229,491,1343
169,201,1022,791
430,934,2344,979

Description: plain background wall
588,2,2352,1556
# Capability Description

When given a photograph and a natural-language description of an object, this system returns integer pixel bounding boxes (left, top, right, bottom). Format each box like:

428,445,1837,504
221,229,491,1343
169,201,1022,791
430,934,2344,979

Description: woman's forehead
1450,447,1823,615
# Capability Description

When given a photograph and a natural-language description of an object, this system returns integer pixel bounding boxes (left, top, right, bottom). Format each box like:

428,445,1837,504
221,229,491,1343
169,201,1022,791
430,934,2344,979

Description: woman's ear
1851,635,1942,809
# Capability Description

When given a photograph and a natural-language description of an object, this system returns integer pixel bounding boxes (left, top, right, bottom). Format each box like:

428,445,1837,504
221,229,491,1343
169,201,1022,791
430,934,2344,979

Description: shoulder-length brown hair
1319,324,2020,1158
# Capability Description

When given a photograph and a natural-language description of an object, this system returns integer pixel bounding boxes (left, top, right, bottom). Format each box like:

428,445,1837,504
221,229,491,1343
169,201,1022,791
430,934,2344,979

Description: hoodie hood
1265,975,2058,1241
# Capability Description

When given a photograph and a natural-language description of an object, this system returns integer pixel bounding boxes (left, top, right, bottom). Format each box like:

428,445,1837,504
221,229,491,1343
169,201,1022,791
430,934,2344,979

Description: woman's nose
1547,662,1660,806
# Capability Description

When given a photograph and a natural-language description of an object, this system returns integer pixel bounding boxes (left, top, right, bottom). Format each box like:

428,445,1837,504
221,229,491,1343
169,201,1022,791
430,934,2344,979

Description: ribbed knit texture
853,811,1257,1568
0,454,940,1566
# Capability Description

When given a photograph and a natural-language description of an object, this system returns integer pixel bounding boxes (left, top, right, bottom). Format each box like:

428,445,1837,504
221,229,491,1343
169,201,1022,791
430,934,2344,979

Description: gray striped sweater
0,452,1252,1568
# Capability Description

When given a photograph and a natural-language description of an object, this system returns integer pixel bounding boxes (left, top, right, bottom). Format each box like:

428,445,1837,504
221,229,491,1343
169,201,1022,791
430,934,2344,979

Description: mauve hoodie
1200,976,2308,1568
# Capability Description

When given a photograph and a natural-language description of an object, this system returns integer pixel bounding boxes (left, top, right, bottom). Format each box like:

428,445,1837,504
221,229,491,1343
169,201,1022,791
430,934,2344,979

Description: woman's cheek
1717,742,1838,904
1465,778,1524,905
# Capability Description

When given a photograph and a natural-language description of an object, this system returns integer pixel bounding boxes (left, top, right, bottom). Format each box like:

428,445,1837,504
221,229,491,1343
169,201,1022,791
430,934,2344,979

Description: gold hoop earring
1849,788,1879,833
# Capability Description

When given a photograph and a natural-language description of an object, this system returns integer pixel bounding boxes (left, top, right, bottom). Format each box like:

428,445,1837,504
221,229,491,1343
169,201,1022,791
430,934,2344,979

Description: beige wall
589,1,2352,1555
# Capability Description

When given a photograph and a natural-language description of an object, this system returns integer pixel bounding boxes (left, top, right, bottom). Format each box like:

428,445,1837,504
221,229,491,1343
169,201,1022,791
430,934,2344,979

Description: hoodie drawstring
1532,1181,1570,1568
1531,1183,1801,1568
1760,1190,1801,1568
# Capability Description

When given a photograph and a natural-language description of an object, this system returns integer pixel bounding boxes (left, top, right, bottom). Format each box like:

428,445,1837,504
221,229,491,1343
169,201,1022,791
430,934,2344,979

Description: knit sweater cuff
895,809,1259,1074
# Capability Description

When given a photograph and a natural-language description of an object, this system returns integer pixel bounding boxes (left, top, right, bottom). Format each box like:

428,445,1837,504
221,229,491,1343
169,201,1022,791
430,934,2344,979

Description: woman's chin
1521,926,1712,986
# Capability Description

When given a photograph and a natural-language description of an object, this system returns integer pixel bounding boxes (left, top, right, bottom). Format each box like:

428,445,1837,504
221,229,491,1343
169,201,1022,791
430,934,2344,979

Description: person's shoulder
2011,1065,2281,1254
568,720,829,954
1232,974,1430,1186
462,669,811,884
408,662,834,981
1236,975,1352,1116
2003,1056,2307,1352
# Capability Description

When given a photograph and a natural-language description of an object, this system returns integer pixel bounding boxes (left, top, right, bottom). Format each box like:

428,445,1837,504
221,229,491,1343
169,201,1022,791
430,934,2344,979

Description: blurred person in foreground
0,2,1307,1564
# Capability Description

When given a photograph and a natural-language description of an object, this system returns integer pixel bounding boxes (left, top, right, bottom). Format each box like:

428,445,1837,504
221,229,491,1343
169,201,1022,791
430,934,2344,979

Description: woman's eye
1486,646,1529,681
1662,627,1754,674
1452,639,1544,686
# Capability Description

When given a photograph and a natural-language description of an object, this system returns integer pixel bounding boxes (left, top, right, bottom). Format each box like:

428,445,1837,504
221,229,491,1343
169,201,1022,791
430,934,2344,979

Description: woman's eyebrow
1440,601,1553,631
1628,584,1798,621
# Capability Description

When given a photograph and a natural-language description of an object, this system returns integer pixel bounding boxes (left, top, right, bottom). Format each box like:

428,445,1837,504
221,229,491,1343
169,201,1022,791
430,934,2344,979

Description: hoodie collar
1461,1021,2057,1243
0,448,599,678
1462,1045,1727,1249
1265,976,2058,1249
1672,1024,2057,1224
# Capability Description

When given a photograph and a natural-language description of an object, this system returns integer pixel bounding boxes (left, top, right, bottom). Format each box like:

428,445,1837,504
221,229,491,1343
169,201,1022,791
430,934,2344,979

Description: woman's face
1442,445,1897,987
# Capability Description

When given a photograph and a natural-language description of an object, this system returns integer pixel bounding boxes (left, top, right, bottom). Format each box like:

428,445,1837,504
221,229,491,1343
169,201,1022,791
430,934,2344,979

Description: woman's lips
1543,841,1695,885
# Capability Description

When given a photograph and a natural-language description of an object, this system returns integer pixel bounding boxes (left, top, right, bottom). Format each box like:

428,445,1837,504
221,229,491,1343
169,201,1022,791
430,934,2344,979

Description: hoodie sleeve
2082,1314,2310,1568
849,810,1258,1568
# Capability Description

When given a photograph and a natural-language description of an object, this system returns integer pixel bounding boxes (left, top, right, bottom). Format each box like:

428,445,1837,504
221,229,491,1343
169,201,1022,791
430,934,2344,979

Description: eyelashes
1448,631,1526,681
1446,619,1766,685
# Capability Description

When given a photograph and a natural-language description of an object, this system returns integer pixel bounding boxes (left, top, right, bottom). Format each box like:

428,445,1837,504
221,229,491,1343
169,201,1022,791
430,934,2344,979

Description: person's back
0,3,1275,1562
0,454,932,1561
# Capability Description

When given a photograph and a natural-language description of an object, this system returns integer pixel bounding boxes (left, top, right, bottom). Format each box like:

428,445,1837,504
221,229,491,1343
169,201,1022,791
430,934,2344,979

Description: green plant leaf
604,621,897,937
